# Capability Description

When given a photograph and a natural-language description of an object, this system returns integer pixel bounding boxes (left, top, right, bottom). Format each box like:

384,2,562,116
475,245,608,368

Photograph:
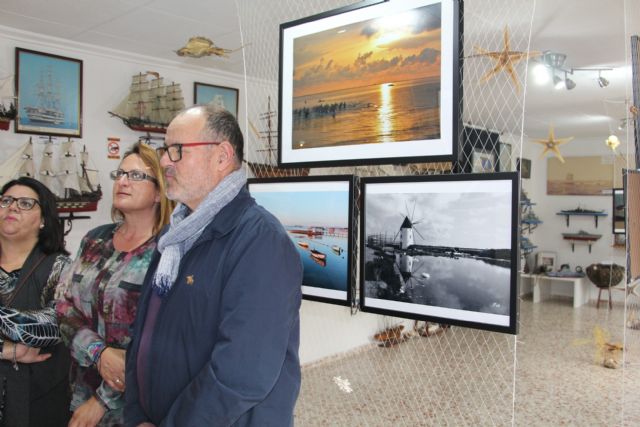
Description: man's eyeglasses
155,142,222,162
110,169,159,184
0,195,40,211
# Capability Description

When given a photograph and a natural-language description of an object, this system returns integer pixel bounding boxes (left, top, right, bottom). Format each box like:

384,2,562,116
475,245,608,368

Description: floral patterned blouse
56,223,156,426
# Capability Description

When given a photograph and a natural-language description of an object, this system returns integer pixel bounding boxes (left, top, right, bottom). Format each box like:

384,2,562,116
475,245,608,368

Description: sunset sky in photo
293,3,442,97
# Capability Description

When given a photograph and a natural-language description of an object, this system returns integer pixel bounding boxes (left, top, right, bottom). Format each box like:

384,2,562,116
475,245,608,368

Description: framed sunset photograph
247,175,356,306
278,0,460,167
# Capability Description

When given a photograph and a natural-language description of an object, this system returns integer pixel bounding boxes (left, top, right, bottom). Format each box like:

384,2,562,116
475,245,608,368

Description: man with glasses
125,105,303,427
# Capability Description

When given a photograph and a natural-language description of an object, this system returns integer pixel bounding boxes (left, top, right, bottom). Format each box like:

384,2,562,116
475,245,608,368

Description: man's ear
217,142,235,167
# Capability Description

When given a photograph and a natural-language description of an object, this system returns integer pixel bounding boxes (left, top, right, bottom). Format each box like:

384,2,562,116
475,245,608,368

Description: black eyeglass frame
155,141,222,162
0,195,41,211
109,169,159,184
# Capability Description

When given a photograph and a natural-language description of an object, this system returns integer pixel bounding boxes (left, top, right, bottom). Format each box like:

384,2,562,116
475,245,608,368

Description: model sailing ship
109,71,184,133
247,96,309,178
0,74,17,130
0,138,102,213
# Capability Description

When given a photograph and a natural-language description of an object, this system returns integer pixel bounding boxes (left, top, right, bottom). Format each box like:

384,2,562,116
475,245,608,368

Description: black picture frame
247,175,356,306
613,187,625,234
278,0,460,168
194,82,239,118
517,158,531,179
460,126,501,173
15,48,83,137
360,172,519,334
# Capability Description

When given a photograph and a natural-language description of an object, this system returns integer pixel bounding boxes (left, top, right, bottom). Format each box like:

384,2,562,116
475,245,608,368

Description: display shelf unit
556,209,607,228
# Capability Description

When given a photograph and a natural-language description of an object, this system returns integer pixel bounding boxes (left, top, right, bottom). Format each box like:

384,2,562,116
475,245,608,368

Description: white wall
521,133,631,301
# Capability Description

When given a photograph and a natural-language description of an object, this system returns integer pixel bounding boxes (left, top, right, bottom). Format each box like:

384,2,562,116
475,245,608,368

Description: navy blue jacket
125,188,303,426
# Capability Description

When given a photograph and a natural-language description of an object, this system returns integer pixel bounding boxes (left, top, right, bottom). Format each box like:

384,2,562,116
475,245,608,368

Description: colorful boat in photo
297,241,309,249
310,249,326,260
331,245,342,254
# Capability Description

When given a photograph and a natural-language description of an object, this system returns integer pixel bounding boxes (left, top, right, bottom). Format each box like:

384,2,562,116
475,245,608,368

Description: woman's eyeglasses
155,142,222,162
110,169,158,184
0,196,40,210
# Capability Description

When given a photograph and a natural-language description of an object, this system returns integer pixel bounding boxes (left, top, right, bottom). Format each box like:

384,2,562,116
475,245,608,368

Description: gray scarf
152,168,247,296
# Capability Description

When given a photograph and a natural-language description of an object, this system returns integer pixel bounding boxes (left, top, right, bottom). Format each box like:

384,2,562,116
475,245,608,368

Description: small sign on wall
107,137,120,159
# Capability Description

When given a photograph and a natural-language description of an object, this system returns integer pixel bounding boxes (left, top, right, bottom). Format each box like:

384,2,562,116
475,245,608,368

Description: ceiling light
564,75,576,90
543,51,567,69
553,74,565,90
533,63,551,84
597,71,609,88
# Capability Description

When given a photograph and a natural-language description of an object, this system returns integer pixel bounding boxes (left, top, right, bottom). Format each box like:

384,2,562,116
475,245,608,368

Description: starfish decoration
532,125,573,163
468,26,541,93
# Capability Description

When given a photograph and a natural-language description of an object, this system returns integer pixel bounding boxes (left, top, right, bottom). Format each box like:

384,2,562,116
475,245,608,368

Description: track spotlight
597,71,609,88
553,74,564,89
564,75,576,90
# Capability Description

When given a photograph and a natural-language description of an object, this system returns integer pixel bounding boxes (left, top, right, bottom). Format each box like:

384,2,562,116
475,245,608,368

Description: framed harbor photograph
247,175,355,306
278,0,460,168
612,188,625,234
360,172,519,334
15,48,82,137
194,82,239,118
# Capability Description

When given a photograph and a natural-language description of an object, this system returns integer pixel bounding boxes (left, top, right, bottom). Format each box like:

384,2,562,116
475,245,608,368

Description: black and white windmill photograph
360,173,519,334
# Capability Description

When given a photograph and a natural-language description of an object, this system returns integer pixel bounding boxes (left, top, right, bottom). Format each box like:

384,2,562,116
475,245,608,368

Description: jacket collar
195,186,254,242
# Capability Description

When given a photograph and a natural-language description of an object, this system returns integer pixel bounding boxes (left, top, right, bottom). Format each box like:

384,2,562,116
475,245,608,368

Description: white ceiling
0,0,636,143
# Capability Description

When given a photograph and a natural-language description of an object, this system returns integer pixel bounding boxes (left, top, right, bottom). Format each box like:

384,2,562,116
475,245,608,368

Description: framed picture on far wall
278,0,460,168
194,82,239,118
535,251,557,273
612,188,625,234
247,175,356,306
15,48,83,137
517,158,531,179
360,172,519,334
471,148,496,173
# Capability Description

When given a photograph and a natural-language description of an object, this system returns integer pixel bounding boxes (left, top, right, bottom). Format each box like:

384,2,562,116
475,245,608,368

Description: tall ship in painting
109,71,184,133
24,67,64,125
0,138,101,213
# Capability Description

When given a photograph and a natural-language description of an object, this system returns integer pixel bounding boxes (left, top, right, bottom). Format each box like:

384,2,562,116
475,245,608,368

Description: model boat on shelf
558,207,606,216
521,212,542,224
0,74,16,130
0,137,102,213
562,230,602,241
557,207,607,227
109,71,184,134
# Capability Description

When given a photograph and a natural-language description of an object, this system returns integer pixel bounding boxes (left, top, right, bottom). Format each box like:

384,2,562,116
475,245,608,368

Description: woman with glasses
0,176,71,426
56,141,173,427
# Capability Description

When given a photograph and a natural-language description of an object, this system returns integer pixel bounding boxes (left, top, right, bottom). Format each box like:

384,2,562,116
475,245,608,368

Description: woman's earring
39,222,45,229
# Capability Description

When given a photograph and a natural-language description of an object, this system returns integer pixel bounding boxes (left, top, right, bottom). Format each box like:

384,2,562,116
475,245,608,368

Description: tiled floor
295,296,640,426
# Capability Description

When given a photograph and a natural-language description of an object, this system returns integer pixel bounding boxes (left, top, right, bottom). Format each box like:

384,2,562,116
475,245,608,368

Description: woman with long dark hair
0,176,71,427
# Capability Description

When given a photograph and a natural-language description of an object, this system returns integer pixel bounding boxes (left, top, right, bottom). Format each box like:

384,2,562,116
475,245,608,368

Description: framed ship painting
194,82,239,118
360,172,519,334
278,0,460,168
248,175,356,306
15,48,82,137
